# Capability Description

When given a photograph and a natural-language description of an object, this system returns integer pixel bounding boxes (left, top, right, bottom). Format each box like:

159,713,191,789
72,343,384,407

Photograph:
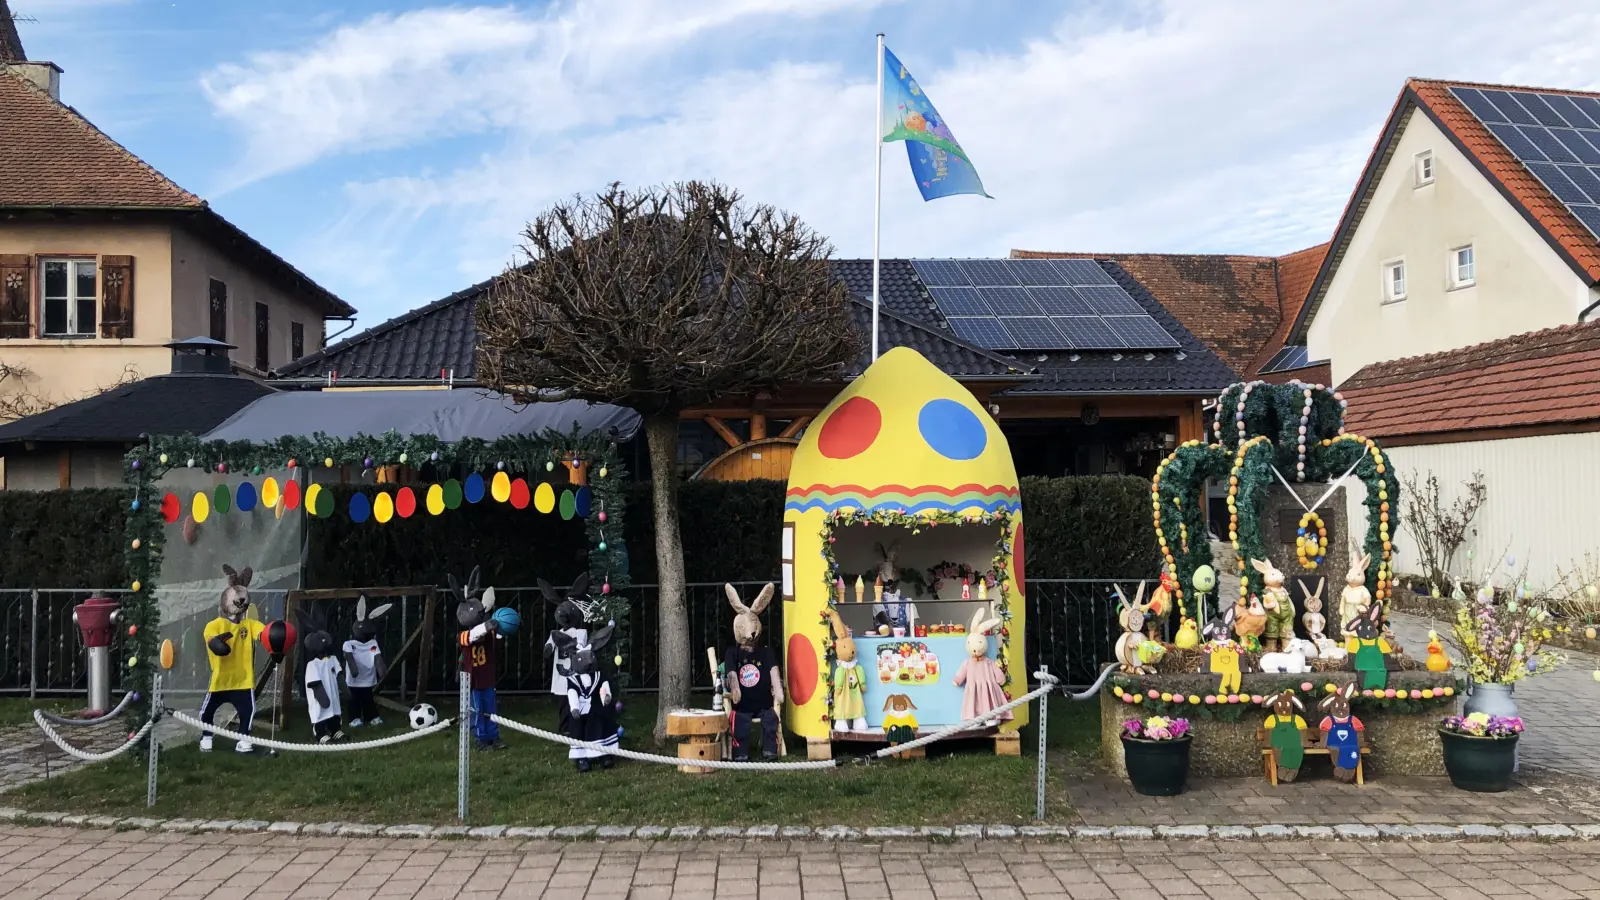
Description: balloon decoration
262,619,297,659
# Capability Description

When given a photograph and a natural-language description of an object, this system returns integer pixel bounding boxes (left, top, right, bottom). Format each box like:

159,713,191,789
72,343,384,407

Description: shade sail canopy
202,389,640,443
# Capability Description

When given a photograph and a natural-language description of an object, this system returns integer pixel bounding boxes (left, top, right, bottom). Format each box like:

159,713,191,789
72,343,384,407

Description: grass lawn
0,697,77,727
7,692,1102,827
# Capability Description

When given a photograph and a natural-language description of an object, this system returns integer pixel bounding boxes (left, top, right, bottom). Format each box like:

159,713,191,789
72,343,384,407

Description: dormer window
1415,150,1435,187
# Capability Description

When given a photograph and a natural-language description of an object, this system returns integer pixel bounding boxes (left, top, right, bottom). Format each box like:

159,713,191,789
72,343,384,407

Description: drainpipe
1580,293,1600,322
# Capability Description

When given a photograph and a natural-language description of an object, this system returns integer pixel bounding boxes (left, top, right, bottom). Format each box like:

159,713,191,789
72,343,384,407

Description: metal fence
0,579,1140,698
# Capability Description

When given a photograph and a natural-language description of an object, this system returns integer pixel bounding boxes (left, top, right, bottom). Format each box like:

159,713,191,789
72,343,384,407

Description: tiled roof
0,373,275,445
1339,321,1600,442
1248,241,1332,383
1291,78,1600,343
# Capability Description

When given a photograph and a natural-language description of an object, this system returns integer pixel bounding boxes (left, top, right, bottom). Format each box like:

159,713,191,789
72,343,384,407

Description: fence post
1035,665,1049,822
29,589,39,700
147,673,161,808
457,671,470,822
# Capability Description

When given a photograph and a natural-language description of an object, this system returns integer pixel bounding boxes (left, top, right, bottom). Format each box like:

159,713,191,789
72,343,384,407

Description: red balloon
396,487,417,518
262,620,297,656
283,479,302,511
509,478,531,510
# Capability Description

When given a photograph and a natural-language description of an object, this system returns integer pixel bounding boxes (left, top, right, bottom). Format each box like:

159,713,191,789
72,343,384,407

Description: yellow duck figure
1425,630,1451,673
1174,618,1200,650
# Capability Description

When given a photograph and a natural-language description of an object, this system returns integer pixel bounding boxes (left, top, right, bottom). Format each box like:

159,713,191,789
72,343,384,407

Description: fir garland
121,428,630,731
1111,672,1462,722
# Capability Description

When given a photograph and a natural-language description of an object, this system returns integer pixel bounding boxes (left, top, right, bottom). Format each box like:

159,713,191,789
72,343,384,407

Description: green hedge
0,475,1159,588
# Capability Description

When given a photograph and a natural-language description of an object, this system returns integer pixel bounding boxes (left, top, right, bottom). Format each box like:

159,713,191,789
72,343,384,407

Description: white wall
1345,432,1600,590
1308,109,1596,384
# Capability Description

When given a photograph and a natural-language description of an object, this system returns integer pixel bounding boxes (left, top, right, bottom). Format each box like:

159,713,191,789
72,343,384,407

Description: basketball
490,607,521,636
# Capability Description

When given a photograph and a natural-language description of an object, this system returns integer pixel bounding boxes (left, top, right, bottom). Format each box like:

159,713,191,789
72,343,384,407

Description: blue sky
19,0,1600,329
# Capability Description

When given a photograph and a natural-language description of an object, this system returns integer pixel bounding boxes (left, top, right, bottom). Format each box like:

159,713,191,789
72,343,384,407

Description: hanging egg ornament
598,511,607,523
127,625,137,637
131,459,141,472
599,467,608,478
399,452,408,464
1513,641,1525,656
1587,626,1597,640
131,580,141,592
324,457,334,468
364,457,374,469
130,499,141,511
159,453,168,464
598,541,608,551
614,655,622,667
546,461,555,472
127,657,138,668
288,458,297,469
496,460,505,471
602,582,611,595
216,462,226,474
431,451,439,462
252,466,262,476
186,458,195,468
131,538,140,550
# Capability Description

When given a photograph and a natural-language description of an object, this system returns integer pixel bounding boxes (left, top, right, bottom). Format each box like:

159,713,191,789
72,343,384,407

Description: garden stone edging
1,808,1595,842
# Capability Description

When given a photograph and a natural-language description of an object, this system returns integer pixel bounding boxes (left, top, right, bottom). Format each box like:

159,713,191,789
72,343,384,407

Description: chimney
7,60,60,100
166,336,236,375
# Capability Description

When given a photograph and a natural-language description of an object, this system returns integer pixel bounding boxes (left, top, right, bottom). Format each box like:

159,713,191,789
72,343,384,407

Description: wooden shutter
0,254,31,339
99,255,134,339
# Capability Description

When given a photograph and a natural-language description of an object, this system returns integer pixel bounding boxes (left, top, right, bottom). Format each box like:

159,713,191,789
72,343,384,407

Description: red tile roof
1250,242,1331,383
1340,321,1600,442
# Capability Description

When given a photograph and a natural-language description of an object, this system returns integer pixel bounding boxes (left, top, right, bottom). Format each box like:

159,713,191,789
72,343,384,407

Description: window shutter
99,255,134,339
0,254,31,339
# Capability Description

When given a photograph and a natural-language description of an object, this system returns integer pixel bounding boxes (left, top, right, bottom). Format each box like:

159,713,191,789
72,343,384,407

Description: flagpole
871,32,884,362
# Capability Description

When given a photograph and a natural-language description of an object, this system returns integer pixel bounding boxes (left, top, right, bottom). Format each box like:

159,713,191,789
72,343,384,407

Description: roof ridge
278,273,496,376
1010,248,1280,263
1408,76,1600,100
1344,320,1600,385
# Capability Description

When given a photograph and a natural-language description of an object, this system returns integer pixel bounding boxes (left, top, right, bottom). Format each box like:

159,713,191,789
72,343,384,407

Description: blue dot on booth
917,398,987,460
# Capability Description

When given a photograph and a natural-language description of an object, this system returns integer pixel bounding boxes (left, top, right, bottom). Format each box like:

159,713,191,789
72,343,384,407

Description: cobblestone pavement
4,824,1600,900
0,720,125,793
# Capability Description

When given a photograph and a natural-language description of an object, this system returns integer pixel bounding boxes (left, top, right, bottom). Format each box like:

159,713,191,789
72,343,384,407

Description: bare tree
0,360,51,420
1399,469,1487,598
478,181,863,740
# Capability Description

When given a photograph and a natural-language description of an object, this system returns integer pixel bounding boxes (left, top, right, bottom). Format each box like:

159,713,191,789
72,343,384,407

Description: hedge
0,475,1159,589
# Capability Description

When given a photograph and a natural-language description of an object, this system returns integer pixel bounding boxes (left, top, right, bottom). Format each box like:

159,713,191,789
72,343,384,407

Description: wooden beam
750,413,767,441
779,417,812,438
702,415,742,448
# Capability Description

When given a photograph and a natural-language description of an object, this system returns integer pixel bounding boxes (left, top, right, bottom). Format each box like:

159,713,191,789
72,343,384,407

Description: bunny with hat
722,583,783,760
298,604,345,743
952,605,1012,725
452,565,509,751
343,595,392,729
199,564,273,753
825,607,868,732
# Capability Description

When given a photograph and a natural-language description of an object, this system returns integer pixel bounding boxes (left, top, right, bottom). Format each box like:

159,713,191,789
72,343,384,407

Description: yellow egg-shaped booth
781,347,1026,759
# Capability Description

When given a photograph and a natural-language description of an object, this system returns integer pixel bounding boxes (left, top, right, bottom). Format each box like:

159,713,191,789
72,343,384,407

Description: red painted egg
787,632,819,706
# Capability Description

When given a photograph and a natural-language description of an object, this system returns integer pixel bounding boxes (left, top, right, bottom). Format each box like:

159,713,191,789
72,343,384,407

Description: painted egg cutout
464,472,486,503
160,493,181,524
574,487,592,518
349,492,371,524
396,487,417,518
534,481,556,514
787,633,819,706
191,491,211,524
817,396,881,459
236,481,258,513
374,491,394,523
443,479,464,510
491,471,511,503
426,483,446,515
559,489,576,520
510,478,531,509
261,477,280,508
283,478,302,511
212,484,231,515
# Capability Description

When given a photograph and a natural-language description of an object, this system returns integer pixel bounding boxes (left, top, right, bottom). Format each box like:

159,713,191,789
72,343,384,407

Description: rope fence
35,691,137,727
32,710,154,763
166,709,454,752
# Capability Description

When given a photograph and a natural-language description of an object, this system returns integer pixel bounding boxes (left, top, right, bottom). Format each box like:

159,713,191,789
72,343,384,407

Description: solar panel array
1450,86,1600,238
911,259,1181,352
1260,345,1312,374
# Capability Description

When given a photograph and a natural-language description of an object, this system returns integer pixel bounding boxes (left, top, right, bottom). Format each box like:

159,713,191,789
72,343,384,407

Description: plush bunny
723,583,783,760
1202,606,1244,695
825,608,868,732
1261,690,1308,783
1344,601,1392,690
871,541,918,635
1232,594,1268,651
1318,682,1363,783
200,564,268,753
1112,583,1151,673
451,566,506,750
953,605,1012,725
540,573,599,716
882,694,918,747
298,605,345,743
550,623,619,772
342,595,392,728
1251,559,1295,652
1339,548,1373,640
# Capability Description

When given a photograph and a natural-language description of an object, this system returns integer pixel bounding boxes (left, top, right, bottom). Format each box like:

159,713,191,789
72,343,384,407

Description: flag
880,45,990,201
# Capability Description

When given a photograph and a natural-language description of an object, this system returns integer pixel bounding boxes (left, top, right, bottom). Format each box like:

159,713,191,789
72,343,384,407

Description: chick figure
1425,630,1451,673
1173,618,1200,650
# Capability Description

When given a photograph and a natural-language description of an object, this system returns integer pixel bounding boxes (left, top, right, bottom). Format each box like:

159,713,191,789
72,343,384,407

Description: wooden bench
1255,727,1369,786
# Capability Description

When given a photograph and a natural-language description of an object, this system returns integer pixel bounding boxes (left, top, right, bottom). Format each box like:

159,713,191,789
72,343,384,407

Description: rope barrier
490,715,841,770
33,709,153,763
36,692,136,727
859,679,1057,759
167,709,454,752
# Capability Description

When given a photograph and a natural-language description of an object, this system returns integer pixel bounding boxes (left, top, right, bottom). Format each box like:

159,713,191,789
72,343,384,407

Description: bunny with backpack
722,582,783,760
298,604,345,743
452,566,508,751
549,623,619,772
952,605,1011,725
343,595,392,729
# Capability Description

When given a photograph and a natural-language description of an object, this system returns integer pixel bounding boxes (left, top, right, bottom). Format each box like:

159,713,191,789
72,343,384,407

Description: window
208,278,228,342
1414,150,1435,186
40,258,97,336
1451,245,1476,288
1382,259,1407,302
254,302,269,371
291,322,305,360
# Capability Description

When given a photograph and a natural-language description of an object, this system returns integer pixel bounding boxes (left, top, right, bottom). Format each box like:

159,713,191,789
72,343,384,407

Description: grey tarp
202,389,640,443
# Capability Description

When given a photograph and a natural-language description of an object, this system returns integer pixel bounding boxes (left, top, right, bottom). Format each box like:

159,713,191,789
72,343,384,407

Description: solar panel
946,316,1013,348
959,259,1022,286
1025,285,1093,316
1105,315,1181,350
977,286,1042,316
1006,259,1069,285
1049,259,1116,285
1078,285,1147,316
1453,87,1600,242
911,260,972,286
927,286,991,317
1003,317,1067,349
1050,316,1122,350
1261,345,1312,373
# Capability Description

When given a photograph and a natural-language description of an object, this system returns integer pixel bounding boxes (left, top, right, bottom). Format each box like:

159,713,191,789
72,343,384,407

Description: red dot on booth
787,632,819,706
1013,521,1026,599
816,397,881,459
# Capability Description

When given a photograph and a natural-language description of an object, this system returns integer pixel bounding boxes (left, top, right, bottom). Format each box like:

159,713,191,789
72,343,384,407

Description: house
0,31,354,440
275,257,1240,481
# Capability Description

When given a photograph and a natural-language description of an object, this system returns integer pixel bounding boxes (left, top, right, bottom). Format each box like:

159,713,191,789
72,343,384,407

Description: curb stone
1295,826,1334,839
266,822,302,835
1574,824,1600,840
86,816,122,828
431,825,469,838
668,826,701,839
631,826,666,840
1534,824,1576,838
815,826,858,840
744,825,778,839
302,822,344,836
953,825,985,839
384,825,433,838
987,825,1020,839
1501,824,1536,838
1461,825,1503,839
1213,826,1253,840
336,823,384,837
704,826,743,839
778,826,810,839
1074,826,1113,839
553,825,595,839
1376,824,1419,838
1158,825,1210,839
1110,826,1152,840
467,825,507,838
505,826,552,839
597,826,636,839
231,820,270,833
1335,824,1379,839
1254,825,1293,839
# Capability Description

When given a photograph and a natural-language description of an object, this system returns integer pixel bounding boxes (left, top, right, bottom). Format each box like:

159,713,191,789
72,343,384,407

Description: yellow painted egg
374,491,394,524
191,491,210,523
261,477,280,508
426,483,446,515
491,471,512,503
534,481,556,514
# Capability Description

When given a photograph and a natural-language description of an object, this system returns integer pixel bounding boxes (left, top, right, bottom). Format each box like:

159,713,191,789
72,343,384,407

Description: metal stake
146,674,161,808
29,589,39,699
458,671,470,822
1035,665,1049,822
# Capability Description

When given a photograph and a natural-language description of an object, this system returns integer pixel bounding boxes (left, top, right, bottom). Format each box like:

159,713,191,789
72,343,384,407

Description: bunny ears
725,583,774,616
448,566,483,601
825,608,850,641
354,595,393,623
1319,682,1357,708
1113,581,1148,612
222,564,253,587
1263,689,1305,711
968,604,1002,635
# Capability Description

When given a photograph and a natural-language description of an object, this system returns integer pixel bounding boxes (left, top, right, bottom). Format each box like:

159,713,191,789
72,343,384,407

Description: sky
17,0,1600,329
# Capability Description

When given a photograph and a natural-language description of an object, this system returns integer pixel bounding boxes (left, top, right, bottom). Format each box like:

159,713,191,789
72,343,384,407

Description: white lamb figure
1259,642,1310,674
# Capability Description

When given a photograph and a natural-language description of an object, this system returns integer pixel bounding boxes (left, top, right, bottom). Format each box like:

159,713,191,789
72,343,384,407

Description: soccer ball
409,703,438,730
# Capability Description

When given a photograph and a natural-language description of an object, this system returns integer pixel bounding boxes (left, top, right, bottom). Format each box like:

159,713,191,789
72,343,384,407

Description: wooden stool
667,709,727,774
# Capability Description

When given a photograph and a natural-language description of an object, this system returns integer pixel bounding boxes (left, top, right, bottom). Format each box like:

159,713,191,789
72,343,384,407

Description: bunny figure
298,605,345,743
200,564,267,753
723,582,783,760
882,694,919,747
550,623,619,772
540,573,598,733
1112,582,1150,674
1318,683,1363,783
1251,559,1295,652
871,541,918,635
953,605,1012,725
1262,690,1308,783
1202,606,1244,695
451,566,506,751
1344,601,1392,690
826,609,868,732
1300,577,1327,644
343,594,393,728
1339,548,1373,640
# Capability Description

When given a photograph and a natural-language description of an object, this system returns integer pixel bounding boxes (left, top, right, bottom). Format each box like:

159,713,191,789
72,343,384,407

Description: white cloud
211,0,1600,321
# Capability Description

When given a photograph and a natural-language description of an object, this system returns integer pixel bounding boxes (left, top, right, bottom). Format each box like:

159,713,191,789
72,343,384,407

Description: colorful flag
881,46,990,201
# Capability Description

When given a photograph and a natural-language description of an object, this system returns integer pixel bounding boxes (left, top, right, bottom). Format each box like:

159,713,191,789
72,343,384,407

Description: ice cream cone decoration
874,576,884,604
855,576,865,603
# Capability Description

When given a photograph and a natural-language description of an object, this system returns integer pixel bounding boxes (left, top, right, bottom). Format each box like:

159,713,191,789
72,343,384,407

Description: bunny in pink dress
952,605,1012,723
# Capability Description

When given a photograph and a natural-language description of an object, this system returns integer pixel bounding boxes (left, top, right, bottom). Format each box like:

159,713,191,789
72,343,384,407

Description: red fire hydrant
72,595,120,715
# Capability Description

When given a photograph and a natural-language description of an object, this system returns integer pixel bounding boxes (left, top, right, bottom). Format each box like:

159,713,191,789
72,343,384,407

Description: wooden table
666,709,727,774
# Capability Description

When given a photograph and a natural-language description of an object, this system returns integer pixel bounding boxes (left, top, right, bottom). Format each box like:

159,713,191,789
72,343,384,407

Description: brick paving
4,824,1600,899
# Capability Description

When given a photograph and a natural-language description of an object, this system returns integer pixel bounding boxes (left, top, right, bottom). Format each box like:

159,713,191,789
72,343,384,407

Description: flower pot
1121,735,1191,796
1463,682,1517,719
1439,730,1519,792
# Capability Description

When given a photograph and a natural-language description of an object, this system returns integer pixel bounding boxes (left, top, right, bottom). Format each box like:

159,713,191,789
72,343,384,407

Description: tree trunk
646,412,689,744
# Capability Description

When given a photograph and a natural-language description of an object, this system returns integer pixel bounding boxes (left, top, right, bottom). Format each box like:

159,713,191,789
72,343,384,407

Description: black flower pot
1439,730,1519,793
1121,735,1191,796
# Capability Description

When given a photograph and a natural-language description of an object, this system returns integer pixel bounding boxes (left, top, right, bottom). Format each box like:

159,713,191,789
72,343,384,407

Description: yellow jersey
203,617,266,693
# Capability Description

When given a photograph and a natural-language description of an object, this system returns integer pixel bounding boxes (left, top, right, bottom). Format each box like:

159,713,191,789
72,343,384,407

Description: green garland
816,506,1016,727
1111,672,1463,722
121,428,630,730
